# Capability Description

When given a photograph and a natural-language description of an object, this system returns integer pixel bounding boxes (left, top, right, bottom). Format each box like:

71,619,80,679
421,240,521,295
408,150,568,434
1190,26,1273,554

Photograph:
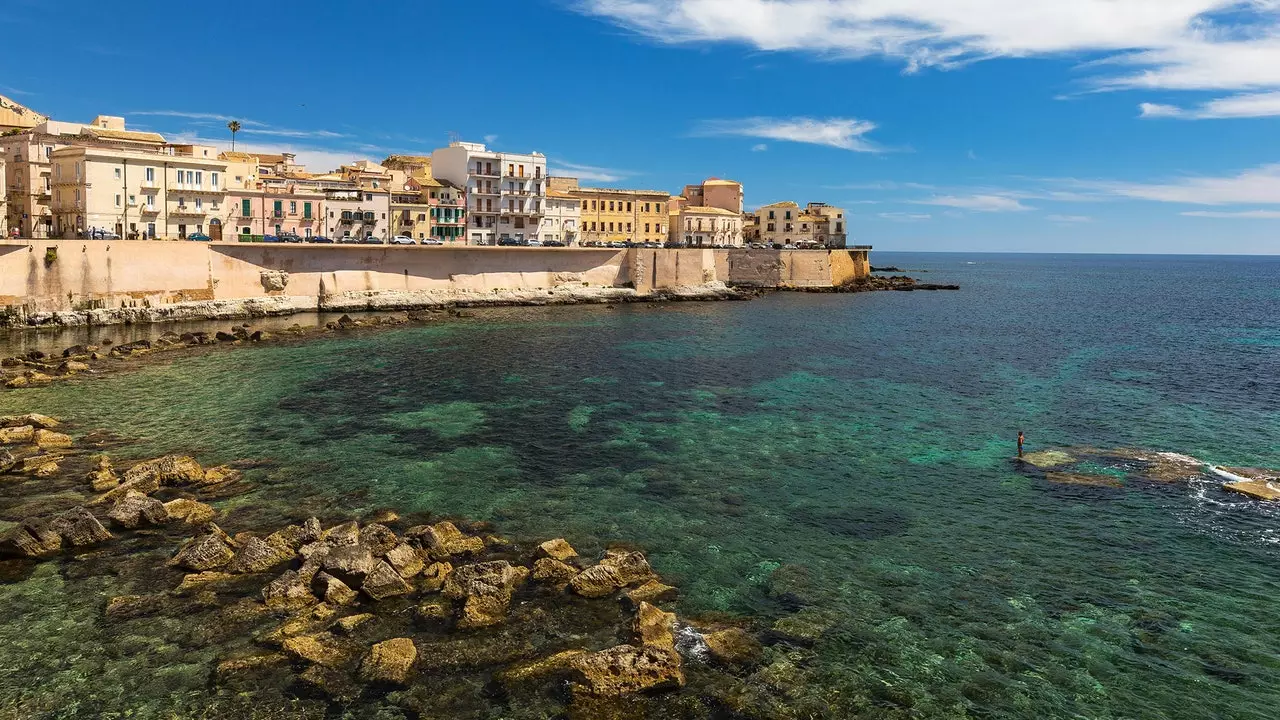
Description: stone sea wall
0,241,871,327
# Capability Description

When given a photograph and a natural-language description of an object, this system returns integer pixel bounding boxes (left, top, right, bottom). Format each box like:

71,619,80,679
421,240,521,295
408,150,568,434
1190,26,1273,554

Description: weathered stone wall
0,241,871,325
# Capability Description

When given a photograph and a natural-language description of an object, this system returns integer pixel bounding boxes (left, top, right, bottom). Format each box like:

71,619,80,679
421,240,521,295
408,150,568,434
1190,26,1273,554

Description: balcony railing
139,205,160,215
473,168,500,177
168,184,225,194
170,206,207,216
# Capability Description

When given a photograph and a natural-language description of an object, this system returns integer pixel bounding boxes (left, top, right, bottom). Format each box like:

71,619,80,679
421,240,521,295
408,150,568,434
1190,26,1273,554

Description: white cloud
484,134,499,144
130,110,266,126
1181,209,1280,217
694,117,880,151
239,127,349,140
1047,214,1093,223
1139,91,1280,118
1077,163,1280,205
878,212,932,221
913,194,1032,212
751,143,769,152
548,160,632,183
578,1,1280,101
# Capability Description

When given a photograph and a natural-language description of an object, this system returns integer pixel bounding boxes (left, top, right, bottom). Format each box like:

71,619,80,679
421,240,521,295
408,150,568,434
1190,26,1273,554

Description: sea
0,252,1277,719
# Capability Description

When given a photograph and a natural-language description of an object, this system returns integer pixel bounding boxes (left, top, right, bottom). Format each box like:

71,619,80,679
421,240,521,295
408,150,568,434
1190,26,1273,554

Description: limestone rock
532,557,578,586
361,560,412,600
0,519,63,558
33,430,73,449
625,580,678,605
105,594,168,620
633,602,677,652
1021,450,1075,469
442,561,530,628
51,507,112,546
415,601,450,623
298,664,360,702
58,360,90,374
262,569,319,611
107,490,169,529
321,543,376,579
227,536,295,574
302,516,322,541
497,650,586,689
163,498,216,525
702,627,764,667
0,450,15,474
321,520,360,546
0,426,35,445
215,654,289,681
538,538,578,562
358,523,399,556
414,521,485,559
175,571,237,594
384,543,425,579
0,413,59,429
359,637,417,685
312,572,359,606
171,532,235,571
367,509,399,524
569,550,655,598
569,644,685,696
333,613,375,635
419,561,452,593
282,632,350,668
123,455,206,488
202,466,242,486
86,456,120,492
770,608,838,646
33,461,59,477
265,524,310,551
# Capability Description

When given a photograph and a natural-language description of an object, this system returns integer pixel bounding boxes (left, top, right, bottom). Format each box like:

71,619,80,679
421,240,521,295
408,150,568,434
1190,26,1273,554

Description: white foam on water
1155,451,1202,466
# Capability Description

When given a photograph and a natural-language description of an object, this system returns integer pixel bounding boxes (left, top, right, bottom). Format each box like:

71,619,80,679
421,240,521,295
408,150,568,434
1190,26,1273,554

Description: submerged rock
359,637,417,685
702,627,764,667
0,425,34,445
163,498,217,525
282,632,351,668
171,531,235,571
105,594,168,620
107,490,170,529
497,650,587,689
298,664,360,702
569,644,684,696
175,571,237,594
51,507,113,546
333,613,376,634
538,538,578,562
228,536,296,574
1021,450,1076,469
361,560,413,600
263,569,319,611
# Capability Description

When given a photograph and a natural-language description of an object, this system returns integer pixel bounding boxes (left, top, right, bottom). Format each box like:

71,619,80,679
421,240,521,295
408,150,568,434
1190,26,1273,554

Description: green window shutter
242,199,251,216
304,202,312,218
274,200,283,212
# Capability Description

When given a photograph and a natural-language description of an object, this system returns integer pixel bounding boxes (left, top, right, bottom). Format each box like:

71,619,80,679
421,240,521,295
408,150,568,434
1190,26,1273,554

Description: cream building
805,202,849,248
676,206,744,247
541,188,581,245
323,186,390,242
550,177,668,245
431,141,547,245
49,143,228,239
758,201,848,247
2,114,165,238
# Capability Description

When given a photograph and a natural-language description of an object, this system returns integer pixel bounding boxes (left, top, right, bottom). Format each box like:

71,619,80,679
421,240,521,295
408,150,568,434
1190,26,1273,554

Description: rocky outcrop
50,506,113,546
86,456,120,491
171,529,236,571
633,602,677,653
227,536,295,574
262,570,318,611
124,455,207,487
163,498,217,524
568,644,685,696
413,521,485,559
359,638,417,685
107,490,169,529
569,549,656,598
0,425,34,445
537,538,577,562
442,560,530,628
361,560,413,601
33,429,73,449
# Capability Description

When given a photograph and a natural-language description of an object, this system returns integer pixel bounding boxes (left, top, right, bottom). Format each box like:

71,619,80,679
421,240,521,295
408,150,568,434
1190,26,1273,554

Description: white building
677,206,744,247
541,188,580,245
431,141,546,245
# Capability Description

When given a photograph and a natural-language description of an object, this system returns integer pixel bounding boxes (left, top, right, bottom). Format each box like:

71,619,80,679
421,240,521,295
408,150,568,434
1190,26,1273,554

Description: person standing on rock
1018,431,1025,458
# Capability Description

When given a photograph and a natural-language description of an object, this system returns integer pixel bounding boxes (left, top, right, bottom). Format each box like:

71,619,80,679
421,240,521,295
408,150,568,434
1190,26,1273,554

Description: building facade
48,143,228,239
424,178,467,243
677,178,743,214
541,189,581,245
758,201,848,247
550,177,668,245
431,141,547,245
805,202,848,248
391,178,432,241
323,187,390,242
676,206,744,247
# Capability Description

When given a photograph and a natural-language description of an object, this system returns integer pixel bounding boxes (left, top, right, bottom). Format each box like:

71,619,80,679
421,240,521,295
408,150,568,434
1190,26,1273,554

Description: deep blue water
0,253,1277,718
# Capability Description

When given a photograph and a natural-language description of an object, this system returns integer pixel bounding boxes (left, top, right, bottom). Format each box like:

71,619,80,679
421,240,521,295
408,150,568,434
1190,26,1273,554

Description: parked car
783,243,798,250
337,235,359,244
87,228,121,240
186,232,212,242
542,240,566,247
279,232,304,243
262,235,281,243
662,241,685,249
749,243,767,249
497,237,522,247
420,238,444,246
309,235,333,244
526,240,542,247
390,235,416,245
360,235,384,245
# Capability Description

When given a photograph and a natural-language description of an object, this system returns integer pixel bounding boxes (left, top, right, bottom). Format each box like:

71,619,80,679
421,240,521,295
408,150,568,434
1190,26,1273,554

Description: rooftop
80,127,166,144
760,201,800,209
702,178,741,186
682,206,740,217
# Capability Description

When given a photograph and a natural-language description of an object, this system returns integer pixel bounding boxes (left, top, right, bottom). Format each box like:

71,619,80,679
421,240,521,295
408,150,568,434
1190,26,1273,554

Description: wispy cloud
912,194,1032,212
827,181,936,191
0,85,33,97
1181,209,1280,218
1140,91,1280,119
751,143,768,152
1047,214,1093,223
239,127,349,140
549,160,633,184
577,1,1280,113
878,212,932,222
693,117,881,152
484,134,499,144
1073,163,1280,205
129,111,266,126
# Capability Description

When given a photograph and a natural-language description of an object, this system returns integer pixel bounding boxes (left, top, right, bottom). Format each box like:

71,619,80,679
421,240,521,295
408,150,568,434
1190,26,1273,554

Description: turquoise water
1,253,1278,718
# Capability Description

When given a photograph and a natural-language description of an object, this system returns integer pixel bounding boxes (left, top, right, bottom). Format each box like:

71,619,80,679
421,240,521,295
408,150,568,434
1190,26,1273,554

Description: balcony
168,184,226,194
170,206,207,217
473,167,500,177
139,205,160,215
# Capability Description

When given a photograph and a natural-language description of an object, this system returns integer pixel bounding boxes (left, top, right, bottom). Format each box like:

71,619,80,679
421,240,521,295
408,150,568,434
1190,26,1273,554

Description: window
196,198,203,211
289,201,297,214
582,200,588,210
114,168,121,180
304,202,312,219
591,200,597,210
55,164,61,179
767,223,775,231
418,213,426,221
507,163,514,175
74,162,81,179
365,193,373,201
195,171,203,188
211,172,219,189
785,211,792,220
115,194,122,207
242,199,252,217
608,201,614,211
644,223,650,233
626,202,632,212
145,167,155,184
366,212,375,221
146,195,154,209
768,210,775,219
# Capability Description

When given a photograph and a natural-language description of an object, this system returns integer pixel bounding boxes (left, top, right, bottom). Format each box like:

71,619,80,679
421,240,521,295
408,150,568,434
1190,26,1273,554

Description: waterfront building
758,201,848,247
541,187,581,245
323,184,390,242
676,205,744,247
391,177,433,241
550,177,668,245
423,177,468,243
678,178,744,214
431,141,546,245
220,152,325,240
48,142,228,239
2,114,165,238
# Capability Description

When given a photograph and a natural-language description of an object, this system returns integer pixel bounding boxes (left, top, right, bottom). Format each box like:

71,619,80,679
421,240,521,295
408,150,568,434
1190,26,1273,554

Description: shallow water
2,253,1279,718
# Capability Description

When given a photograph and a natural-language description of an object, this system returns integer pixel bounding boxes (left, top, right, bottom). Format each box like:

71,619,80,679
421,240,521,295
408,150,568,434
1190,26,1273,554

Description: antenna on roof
448,131,460,144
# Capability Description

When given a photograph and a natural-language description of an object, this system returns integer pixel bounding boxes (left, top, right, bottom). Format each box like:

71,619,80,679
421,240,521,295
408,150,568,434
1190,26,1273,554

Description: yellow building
550,177,669,245
391,177,433,241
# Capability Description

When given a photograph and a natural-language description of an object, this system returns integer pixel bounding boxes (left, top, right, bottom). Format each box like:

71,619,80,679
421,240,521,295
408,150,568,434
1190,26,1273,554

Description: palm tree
227,120,241,152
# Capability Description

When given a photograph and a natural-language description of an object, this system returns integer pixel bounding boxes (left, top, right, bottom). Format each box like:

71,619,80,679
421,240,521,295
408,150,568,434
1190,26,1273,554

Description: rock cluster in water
1016,446,1279,501
2,412,833,719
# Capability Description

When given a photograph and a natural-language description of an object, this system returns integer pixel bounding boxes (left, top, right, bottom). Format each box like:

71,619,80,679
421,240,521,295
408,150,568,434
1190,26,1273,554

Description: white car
526,240,542,247
390,235,416,245
783,244,798,250
420,238,444,246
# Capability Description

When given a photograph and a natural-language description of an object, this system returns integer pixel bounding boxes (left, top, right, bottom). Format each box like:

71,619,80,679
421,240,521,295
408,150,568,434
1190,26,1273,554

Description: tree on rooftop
227,120,241,152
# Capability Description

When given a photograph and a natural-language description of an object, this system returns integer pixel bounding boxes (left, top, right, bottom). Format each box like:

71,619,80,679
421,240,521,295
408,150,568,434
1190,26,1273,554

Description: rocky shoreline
0,412,839,718
1014,446,1279,501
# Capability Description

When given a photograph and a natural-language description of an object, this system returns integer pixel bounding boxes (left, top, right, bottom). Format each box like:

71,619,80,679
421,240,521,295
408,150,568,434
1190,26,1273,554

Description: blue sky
4,0,1280,254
